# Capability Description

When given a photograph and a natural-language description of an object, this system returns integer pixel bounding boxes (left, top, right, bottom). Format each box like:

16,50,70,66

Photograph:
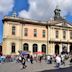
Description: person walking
39,56,42,63
55,55,61,68
30,55,33,64
61,54,65,66
21,56,27,69
47,55,51,64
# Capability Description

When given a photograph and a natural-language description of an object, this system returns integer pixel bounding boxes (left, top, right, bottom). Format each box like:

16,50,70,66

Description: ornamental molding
3,37,47,43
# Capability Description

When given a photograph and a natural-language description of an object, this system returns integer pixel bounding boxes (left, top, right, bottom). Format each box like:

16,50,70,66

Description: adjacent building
2,8,72,55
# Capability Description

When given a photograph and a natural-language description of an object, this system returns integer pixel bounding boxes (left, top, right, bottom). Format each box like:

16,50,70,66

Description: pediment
56,22,72,27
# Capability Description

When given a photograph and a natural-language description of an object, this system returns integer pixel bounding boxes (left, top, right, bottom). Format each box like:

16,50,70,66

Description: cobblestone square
0,60,71,72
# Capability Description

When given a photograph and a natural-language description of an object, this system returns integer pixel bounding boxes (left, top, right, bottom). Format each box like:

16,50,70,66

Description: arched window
11,43,15,53
55,44,59,54
33,44,38,52
42,44,46,53
23,43,29,51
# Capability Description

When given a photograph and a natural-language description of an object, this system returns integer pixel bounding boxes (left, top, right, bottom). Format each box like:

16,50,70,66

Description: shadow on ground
38,66,72,72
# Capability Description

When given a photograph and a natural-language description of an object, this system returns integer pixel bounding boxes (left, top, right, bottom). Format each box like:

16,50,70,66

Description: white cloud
0,0,14,16
19,10,30,19
19,0,72,21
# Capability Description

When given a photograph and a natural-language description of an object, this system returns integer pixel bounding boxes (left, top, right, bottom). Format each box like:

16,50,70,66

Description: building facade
2,15,48,55
2,8,72,55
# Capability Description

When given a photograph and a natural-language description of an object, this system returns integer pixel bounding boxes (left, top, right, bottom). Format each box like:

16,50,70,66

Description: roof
2,16,48,26
2,15,72,27
48,17,72,26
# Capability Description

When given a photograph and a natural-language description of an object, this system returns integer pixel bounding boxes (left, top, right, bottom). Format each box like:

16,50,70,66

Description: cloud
19,10,30,19
19,0,72,21
0,0,14,16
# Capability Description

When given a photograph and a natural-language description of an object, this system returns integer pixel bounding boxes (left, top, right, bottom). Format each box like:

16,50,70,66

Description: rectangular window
63,30,66,39
12,26,15,35
42,30,46,38
24,28,28,36
70,31,72,39
56,30,58,38
34,29,37,37
11,43,15,53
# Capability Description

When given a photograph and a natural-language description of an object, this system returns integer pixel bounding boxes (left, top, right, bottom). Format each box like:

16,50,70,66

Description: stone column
38,43,41,52
29,42,33,55
68,44,70,53
48,43,51,55
50,43,55,55
59,44,62,54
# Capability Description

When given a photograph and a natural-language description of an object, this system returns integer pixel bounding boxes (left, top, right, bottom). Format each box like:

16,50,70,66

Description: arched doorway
55,44,59,54
33,44,38,53
70,45,72,53
11,43,15,53
23,43,29,51
42,44,46,53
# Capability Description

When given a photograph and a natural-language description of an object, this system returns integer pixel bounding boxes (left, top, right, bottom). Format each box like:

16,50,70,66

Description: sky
0,0,72,43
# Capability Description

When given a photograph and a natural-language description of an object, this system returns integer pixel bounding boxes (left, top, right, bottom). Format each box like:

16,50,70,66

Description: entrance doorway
42,44,46,53
55,44,59,54
70,45,72,53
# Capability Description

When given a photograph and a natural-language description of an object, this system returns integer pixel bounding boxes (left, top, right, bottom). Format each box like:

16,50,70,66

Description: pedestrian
27,54,30,62
39,56,42,63
21,56,27,69
55,55,61,68
30,55,33,64
47,55,51,64
18,56,22,62
50,56,52,64
0,56,1,63
61,54,65,66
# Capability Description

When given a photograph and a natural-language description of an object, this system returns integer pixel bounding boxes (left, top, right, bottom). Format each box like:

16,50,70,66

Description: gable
55,22,72,27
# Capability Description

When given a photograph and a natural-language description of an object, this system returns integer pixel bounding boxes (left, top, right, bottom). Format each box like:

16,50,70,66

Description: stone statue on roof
54,5,61,20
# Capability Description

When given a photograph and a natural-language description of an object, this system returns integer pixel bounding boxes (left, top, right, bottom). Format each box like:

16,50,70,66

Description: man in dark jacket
21,56,27,69
30,55,33,64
